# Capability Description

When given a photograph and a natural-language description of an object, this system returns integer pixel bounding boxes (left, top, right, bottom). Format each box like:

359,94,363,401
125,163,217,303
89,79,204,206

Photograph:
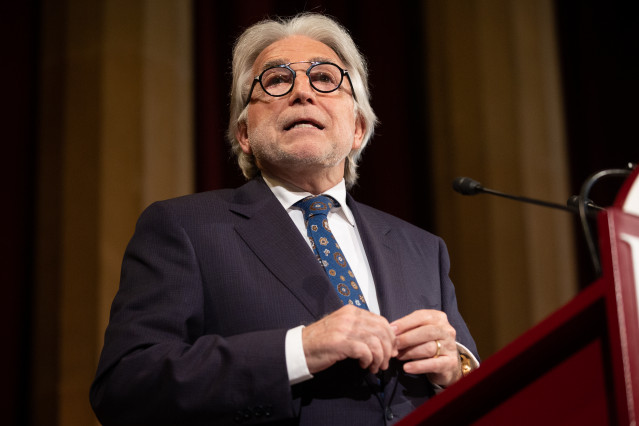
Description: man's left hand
390,310,461,387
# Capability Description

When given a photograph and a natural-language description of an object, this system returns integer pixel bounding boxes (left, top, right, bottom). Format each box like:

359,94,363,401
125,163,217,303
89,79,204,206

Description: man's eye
311,72,336,84
263,71,292,87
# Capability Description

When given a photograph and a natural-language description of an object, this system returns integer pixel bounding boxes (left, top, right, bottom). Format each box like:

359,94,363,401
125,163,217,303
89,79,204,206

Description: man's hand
391,310,461,387
302,305,398,374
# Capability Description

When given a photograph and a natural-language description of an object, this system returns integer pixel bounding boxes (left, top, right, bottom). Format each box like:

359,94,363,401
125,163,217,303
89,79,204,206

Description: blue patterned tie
295,195,369,310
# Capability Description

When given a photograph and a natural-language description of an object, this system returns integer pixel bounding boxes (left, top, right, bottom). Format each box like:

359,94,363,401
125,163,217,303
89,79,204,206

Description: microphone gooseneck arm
452,176,575,213
453,164,636,278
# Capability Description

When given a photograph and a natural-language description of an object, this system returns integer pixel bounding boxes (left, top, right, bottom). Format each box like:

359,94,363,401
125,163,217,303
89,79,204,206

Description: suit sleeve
437,237,480,361
90,202,297,425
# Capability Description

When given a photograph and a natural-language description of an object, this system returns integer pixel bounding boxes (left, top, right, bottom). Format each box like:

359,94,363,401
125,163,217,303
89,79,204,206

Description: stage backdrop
4,1,637,425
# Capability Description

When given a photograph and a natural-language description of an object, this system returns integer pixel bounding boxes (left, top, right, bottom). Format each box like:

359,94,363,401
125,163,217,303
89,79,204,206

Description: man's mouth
284,120,324,131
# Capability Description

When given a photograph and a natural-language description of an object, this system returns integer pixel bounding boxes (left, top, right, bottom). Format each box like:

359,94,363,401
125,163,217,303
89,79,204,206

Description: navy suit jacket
90,177,478,425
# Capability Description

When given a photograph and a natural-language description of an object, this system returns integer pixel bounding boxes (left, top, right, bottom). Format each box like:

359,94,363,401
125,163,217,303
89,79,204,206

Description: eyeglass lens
261,63,343,96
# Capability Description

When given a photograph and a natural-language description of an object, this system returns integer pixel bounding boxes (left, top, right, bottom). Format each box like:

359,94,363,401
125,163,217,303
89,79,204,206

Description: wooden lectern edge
613,166,639,211
599,208,639,425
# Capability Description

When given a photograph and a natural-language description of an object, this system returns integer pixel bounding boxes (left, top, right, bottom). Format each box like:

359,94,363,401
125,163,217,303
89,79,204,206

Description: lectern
399,168,639,425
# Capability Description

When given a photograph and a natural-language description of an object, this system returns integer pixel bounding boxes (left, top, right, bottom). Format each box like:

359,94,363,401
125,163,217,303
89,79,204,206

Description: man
90,13,479,425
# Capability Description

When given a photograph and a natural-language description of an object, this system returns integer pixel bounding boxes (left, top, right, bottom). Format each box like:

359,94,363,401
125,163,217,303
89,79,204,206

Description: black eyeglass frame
244,61,357,107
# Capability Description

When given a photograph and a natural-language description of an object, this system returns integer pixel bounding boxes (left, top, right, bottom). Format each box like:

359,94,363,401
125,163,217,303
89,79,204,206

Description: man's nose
288,73,316,104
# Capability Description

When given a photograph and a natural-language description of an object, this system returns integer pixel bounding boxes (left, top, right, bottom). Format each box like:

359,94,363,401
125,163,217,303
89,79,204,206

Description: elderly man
91,12,478,426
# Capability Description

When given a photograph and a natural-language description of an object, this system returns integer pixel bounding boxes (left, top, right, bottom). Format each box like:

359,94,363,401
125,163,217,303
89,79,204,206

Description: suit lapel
347,196,414,322
229,179,343,319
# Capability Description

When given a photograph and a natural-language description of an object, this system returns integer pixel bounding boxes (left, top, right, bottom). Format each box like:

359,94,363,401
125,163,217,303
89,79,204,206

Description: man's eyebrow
259,57,337,71
309,56,334,63
261,59,289,70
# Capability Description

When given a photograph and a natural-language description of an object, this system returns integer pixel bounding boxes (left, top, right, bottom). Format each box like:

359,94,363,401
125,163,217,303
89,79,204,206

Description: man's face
236,36,365,184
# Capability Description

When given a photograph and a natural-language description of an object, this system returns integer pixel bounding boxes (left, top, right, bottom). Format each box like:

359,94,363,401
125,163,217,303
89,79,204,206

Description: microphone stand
578,166,635,276
453,165,637,277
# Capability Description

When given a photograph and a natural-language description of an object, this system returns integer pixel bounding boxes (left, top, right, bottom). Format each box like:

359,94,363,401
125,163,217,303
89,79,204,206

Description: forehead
253,35,343,73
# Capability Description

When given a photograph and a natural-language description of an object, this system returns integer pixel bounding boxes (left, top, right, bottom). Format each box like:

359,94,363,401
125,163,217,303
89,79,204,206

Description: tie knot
295,195,338,220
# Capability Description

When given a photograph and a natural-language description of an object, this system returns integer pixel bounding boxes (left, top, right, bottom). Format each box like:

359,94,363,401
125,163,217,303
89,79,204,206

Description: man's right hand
301,305,398,374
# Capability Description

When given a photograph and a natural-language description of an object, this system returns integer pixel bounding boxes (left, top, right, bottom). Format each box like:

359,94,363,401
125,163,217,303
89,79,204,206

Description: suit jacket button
385,408,395,421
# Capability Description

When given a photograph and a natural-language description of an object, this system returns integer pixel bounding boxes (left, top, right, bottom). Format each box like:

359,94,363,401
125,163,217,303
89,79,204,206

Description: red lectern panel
475,339,611,426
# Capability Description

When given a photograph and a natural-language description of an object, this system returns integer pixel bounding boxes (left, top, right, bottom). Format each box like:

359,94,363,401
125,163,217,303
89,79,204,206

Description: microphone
452,176,576,213
452,176,484,195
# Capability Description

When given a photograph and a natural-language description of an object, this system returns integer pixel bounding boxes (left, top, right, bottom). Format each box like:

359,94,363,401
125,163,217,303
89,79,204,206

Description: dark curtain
4,2,638,424
2,2,39,425
555,0,639,285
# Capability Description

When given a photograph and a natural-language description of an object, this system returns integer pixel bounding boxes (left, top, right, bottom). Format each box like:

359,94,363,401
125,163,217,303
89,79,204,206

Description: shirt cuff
430,342,480,393
285,325,314,385
456,342,480,369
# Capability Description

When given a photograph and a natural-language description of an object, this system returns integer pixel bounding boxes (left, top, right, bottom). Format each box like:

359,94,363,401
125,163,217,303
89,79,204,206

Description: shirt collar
262,172,356,226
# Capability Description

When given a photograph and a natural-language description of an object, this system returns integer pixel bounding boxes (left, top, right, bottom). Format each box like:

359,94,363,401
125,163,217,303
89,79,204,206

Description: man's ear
351,114,365,151
236,121,252,155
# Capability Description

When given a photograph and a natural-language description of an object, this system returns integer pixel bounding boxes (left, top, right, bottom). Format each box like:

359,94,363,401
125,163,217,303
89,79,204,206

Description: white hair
226,13,378,189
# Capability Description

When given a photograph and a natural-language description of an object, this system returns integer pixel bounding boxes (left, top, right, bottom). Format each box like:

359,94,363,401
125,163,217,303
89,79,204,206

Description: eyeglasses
244,61,356,106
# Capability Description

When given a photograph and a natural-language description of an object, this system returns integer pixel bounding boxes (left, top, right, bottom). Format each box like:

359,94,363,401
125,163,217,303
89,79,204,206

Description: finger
378,322,398,369
391,309,448,335
351,341,375,371
354,328,396,373
363,337,384,373
395,324,438,351
396,320,457,353
395,322,456,353
354,309,398,367
360,319,396,372
378,331,396,371
397,338,456,361
403,356,439,374
402,351,461,385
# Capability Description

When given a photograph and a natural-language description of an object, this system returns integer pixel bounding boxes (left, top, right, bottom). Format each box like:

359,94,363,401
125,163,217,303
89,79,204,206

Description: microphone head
452,177,483,195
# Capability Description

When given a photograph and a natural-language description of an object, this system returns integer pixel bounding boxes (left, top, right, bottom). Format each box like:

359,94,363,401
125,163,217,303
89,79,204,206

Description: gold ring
434,339,441,358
